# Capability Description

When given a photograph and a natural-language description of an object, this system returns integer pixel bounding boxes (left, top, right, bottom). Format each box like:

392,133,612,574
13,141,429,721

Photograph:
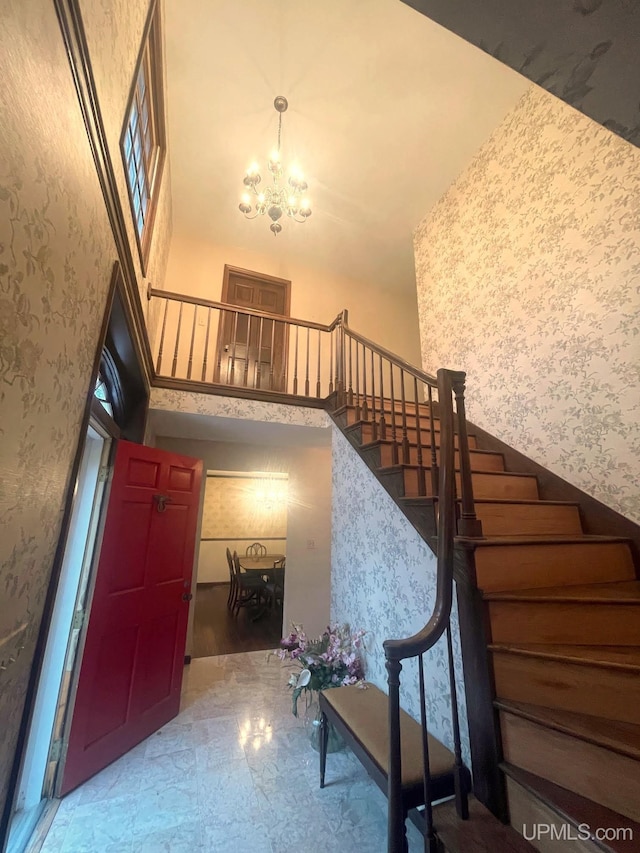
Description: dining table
238,554,285,579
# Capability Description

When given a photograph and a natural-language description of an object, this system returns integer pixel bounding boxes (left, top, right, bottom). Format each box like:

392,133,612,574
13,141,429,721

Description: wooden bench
319,683,470,850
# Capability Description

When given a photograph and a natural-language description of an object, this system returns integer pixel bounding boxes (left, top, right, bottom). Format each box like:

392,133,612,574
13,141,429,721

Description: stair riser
500,712,640,824
401,468,538,500
493,652,640,726
476,503,583,537
488,601,640,646
357,422,477,449
345,407,441,431
476,542,635,592
372,444,504,471
505,776,602,853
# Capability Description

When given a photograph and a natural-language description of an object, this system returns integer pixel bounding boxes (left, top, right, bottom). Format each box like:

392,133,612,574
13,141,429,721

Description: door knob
182,593,193,602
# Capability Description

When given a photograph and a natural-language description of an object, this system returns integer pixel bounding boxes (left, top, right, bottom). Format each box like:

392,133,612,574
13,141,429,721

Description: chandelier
239,96,311,236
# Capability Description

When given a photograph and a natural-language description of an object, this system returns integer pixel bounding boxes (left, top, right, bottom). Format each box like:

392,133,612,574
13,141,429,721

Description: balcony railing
148,288,343,406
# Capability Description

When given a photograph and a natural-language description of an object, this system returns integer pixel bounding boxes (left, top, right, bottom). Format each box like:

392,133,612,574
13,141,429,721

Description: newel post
451,373,483,539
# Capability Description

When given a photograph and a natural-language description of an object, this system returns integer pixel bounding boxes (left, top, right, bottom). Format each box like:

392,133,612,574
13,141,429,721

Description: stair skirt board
492,649,640,726
500,711,640,825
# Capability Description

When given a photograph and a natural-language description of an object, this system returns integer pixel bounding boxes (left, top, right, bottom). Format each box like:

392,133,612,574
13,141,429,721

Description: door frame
216,265,291,391
1,262,148,851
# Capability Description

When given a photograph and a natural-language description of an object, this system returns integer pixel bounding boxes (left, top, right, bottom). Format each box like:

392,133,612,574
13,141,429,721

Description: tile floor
39,651,424,853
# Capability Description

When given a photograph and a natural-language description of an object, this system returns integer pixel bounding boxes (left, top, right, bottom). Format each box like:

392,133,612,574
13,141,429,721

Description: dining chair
226,547,237,611
246,542,267,558
231,550,267,616
264,557,285,611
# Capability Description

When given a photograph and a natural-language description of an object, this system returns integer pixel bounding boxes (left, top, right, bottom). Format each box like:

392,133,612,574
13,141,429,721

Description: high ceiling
164,0,528,289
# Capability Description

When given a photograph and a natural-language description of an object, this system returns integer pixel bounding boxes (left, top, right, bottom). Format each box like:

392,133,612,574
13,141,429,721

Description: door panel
60,441,202,795
216,266,290,392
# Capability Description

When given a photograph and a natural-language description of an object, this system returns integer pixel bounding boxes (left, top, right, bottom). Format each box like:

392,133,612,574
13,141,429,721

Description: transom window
94,372,114,418
121,6,165,273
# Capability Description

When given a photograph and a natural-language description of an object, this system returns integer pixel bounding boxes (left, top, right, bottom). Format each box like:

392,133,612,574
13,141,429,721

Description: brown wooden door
60,441,202,794
216,265,290,392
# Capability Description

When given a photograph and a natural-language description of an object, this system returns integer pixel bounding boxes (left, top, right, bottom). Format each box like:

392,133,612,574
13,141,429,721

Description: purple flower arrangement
277,623,366,716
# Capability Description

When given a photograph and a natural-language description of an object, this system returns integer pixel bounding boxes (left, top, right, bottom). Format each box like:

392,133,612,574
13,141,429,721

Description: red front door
60,441,202,795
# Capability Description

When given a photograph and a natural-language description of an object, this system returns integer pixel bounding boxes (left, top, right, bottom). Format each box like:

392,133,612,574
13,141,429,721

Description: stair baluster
156,297,169,374
354,340,361,420
378,352,387,439
316,330,322,397
256,317,264,389
187,304,197,380
414,377,426,496
389,365,399,465
361,343,369,421
427,386,438,497
171,301,183,378
370,347,377,441
399,368,410,465
201,306,211,382
305,326,310,396
418,654,438,853
243,315,251,387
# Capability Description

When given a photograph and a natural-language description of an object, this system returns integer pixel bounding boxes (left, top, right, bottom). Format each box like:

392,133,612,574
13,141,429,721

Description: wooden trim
200,536,286,542
119,0,166,276
52,0,155,384
217,266,292,394
149,288,336,332
0,265,119,846
221,265,292,311
151,375,327,408
90,397,121,439
470,420,640,569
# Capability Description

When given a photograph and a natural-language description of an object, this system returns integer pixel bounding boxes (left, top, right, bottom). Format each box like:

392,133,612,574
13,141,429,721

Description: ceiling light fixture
239,96,311,236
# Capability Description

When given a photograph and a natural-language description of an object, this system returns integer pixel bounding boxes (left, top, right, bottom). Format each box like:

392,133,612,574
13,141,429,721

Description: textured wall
402,0,640,146
0,0,173,824
0,0,116,819
150,386,329,428
79,0,173,315
414,87,640,524
330,427,471,768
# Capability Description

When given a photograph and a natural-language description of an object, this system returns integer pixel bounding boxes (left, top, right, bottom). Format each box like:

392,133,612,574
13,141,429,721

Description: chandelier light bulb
238,96,312,235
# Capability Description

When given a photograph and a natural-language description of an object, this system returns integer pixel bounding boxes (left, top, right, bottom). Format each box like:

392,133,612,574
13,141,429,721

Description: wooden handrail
148,287,343,333
342,319,438,388
383,368,461,662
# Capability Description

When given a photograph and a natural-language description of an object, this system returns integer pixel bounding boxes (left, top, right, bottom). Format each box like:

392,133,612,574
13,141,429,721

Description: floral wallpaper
0,0,117,818
415,87,640,525
402,0,640,147
330,427,471,770
79,0,173,317
150,387,330,428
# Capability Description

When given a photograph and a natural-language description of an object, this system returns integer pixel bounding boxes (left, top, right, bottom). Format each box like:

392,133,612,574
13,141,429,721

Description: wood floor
192,583,283,658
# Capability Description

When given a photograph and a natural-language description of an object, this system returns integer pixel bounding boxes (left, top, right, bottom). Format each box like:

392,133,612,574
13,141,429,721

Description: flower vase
304,694,345,753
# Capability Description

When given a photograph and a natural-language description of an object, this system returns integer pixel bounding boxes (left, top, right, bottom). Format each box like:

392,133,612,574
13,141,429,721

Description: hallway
39,651,419,852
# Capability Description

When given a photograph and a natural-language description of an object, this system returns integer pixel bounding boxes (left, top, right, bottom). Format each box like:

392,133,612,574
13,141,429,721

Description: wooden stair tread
360,438,500,457
489,643,640,671
400,496,581,508
486,580,640,602
466,534,630,546
496,699,640,761
502,763,640,853
377,463,530,478
431,796,537,853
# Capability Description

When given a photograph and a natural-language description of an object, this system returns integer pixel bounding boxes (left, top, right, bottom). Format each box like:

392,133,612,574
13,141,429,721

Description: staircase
331,389,640,852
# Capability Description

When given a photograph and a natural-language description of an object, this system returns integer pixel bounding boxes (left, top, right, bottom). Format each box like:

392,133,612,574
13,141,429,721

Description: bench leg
319,711,328,789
